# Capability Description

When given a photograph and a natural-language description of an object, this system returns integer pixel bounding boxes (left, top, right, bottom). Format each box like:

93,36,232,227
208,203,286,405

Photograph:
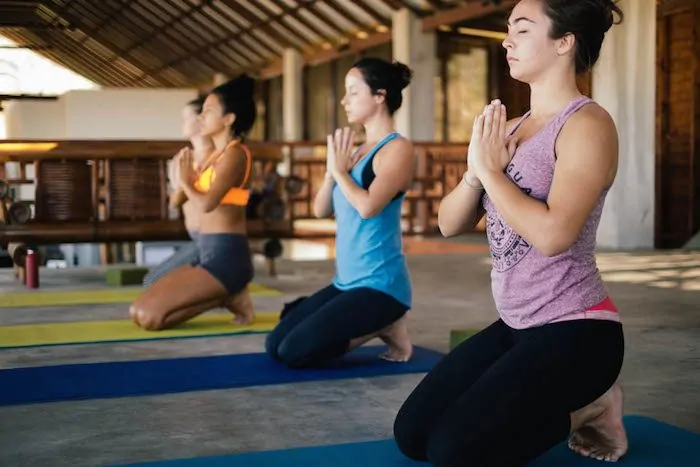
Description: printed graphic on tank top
482,95,617,329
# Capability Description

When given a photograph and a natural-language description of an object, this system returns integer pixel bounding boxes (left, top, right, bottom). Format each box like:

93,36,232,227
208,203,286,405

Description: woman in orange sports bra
130,75,258,330
142,95,213,287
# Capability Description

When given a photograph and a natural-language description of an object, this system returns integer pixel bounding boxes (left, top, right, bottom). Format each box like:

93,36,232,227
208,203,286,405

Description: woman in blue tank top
265,58,415,368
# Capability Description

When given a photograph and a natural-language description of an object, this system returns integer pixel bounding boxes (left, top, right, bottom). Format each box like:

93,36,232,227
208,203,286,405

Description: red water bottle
25,249,39,289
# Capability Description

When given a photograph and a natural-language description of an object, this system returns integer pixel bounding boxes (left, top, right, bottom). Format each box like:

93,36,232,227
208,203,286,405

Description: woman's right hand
325,133,338,179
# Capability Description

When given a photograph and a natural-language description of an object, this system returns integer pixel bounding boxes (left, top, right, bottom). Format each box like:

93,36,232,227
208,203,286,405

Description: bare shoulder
375,136,414,163
561,103,617,143
384,135,414,154
221,142,250,166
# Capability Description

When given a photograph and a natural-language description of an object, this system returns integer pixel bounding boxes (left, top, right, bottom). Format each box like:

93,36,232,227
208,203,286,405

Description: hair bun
221,74,255,98
391,61,413,90
600,0,624,31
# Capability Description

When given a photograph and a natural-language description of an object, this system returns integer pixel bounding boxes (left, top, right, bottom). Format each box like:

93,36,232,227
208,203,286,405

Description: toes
378,352,409,363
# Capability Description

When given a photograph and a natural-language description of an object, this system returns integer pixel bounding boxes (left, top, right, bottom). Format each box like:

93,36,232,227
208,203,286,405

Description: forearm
313,175,335,218
333,171,373,218
169,188,188,209
479,170,556,255
180,181,216,213
438,172,485,237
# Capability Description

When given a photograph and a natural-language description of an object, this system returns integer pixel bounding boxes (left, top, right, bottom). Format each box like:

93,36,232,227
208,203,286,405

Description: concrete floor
0,240,698,466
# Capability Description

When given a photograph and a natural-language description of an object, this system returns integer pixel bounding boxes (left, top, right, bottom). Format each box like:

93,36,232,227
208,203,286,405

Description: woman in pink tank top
394,1,629,466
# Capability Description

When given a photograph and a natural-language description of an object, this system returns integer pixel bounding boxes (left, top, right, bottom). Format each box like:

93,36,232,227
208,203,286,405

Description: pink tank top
482,95,619,329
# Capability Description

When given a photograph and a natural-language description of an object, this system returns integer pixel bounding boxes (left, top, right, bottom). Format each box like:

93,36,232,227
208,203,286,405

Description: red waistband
588,296,618,313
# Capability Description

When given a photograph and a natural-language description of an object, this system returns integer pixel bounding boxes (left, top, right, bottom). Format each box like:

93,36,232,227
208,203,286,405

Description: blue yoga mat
123,416,699,466
0,345,442,406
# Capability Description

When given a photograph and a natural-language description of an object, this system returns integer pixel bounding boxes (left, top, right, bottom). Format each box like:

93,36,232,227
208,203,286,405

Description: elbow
438,224,460,238
313,208,329,219
437,206,462,238
437,216,458,238
313,202,332,219
357,204,380,219
534,230,575,258
200,200,218,213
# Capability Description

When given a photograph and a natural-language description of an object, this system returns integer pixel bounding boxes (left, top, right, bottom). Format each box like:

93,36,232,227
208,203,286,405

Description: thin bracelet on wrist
462,171,484,190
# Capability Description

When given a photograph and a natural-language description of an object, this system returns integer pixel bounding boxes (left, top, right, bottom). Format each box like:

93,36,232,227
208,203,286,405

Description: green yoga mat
0,311,280,348
0,283,280,308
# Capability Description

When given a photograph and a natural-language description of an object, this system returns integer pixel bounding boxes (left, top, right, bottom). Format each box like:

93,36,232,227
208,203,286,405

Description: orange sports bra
193,139,252,206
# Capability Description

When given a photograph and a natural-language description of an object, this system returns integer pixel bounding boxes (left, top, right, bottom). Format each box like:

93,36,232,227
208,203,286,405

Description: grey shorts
142,232,200,287
197,233,254,295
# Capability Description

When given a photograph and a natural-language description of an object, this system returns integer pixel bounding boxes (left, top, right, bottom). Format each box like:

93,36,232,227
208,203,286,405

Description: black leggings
265,284,408,368
394,318,624,467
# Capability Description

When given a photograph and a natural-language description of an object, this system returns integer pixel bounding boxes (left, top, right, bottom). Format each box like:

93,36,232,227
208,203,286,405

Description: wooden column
656,0,700,248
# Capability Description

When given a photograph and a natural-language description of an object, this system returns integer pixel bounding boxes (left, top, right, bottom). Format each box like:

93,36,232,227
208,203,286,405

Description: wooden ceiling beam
352,0,390,27
133,0,322,83
203,0,279,57
219,0,298,51
246,0,318,52
118,0,211,57
162,0,257,69
324,0,370,30
381,0,424,17
41,3,175,86
268,0,337,44
260,30,391,79
304,3,348,36
422,0,516,32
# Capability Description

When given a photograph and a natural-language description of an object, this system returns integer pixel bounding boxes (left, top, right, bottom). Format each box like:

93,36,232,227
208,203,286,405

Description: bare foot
226,289,255,325
378,317,413,362
568,382,628,462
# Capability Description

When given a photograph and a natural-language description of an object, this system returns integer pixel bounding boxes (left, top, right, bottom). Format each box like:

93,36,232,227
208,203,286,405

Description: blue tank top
331,132,412,308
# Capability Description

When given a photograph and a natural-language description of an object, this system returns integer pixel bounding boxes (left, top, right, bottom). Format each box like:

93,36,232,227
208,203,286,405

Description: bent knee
393,410,429,461
264,333,281,361
276,340,313,368
129,305,167,331
426,426,482,467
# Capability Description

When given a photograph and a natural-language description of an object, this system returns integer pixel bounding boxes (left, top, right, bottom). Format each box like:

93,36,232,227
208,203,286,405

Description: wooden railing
280,140,470,234
0,139,473,249
0,140,292,248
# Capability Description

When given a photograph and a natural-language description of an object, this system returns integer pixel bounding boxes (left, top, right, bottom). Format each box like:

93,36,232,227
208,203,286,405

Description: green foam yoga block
449,329,479,351
105,267,149,286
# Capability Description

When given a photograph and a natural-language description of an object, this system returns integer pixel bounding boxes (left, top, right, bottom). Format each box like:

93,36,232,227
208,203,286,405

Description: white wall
593,0,656,250
4,99,65,139
63,88,198,140
3,87,198,140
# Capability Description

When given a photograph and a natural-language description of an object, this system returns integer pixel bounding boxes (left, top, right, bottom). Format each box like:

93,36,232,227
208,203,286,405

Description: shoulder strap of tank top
552,95,594,134
360,132,402,191
508,111,531,137
366,132,400,162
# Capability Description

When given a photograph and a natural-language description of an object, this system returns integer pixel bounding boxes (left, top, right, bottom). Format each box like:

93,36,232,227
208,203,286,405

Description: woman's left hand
177,147,196,186
329,127,355,177
469,100,511,179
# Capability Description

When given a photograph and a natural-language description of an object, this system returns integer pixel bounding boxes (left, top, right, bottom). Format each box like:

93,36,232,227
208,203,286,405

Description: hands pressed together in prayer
326,127,357,180
176,147,196,187
467,99,517,188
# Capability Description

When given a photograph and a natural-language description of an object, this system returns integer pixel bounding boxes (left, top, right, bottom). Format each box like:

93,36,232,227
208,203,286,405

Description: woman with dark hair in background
394,1,629,465
142,95,213,287
130,75,258,330
265,58,416,368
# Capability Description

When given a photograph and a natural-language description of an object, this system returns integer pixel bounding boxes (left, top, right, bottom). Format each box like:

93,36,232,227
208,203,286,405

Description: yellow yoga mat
0,283,280,308
0,311,280,348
